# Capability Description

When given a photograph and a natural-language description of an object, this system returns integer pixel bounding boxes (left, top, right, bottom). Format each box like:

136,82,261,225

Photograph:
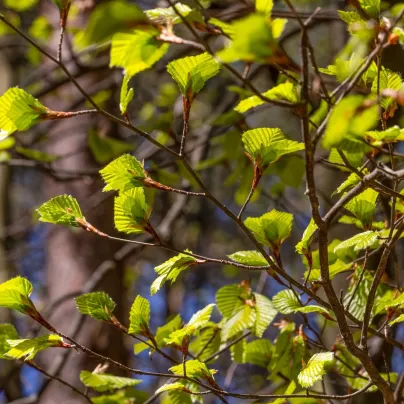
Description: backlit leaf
75,292,116,322
0,324,19,359
297,352,334,388
128,296,150,335
0,277,35,314
80,371,141,392
37,195,84,227
5,335,65,360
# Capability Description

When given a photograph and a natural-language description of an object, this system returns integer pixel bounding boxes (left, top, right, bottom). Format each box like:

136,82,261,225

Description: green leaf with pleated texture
345,188,378,229
119,75,134,115
359,0,380,18
100,154,146,192
235,82,298,113
328,148,364,171
319,54,365,84
304,259,352,282
189,326,220,362
322,95,379,150
145,3,203,25
0,87,47,136
295,219,317,255
243,339,273,368
230,337,246,363
333,171,367,196
365,126,404,146
91,390,148,404
151,252,198,295
228,250,268,266
128,296,150,335
80,371,141,392
110,29,169,78
0,324,19,359
273,289,301,314
164,304,215,346
37,195,84,227
338,10,363,24
295,305,332,317
167,53,220,98
169,359,217,379
372,67,403,111
255,0,273,15
253,293,277,337
0,277,35,314
114,187,151,234
298,352,334,388
390,314,404,326
166,381,202,404
155,382,192,394
242,128,304,168
245,209,293,247
222,305,256,341
75,292,116,322
5,335,65,360
334,231,379,254
216,284,245,318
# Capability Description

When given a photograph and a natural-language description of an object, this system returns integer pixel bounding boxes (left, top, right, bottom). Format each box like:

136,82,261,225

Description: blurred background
0,0,404,403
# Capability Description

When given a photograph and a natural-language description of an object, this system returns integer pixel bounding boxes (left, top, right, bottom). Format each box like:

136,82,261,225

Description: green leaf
119,75,134,115
322,95,379,150
365,126,404,146
298,352,334,388
221,305,256,341
294,305,332,317
245,209,294,247
216,284,245,318
304,259,352,282
169,359,216,379
243,339,273,368
333,171,366,196
345,188,378,228
333,231,379,253
100,154,146,192
75,292,116,322
155,382,191,394
145,3,203,25
255,0,273,15
128,296,150,335
273,289,301,314
75,0,147,48
5,335,66,360
37,195,84,227
151,252,198,295
359,0,380,18
110,29,169,78
0,277,35,315
242,128,304,169
338,10,363,24
189,326,220,362
371,67,403,111
328,148,364,171
0,87,47,136
16,147,57,163
390,314,404,326
235,82,298,113
114,187,151,234
295,219,317,255
167,53,220,99
271,381,296,404
89,133,134,165
0,324,19,359
4,0,38,11
319,54,366,84
228,250,268,266
253,293,277,337
80,371,141,393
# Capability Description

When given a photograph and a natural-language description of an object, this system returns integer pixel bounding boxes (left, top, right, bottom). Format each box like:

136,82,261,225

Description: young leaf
0,324,19,359
243,339,273,368
189,326,220,362
167,53,220,100
297,352,334,388
169,359,216,380
333,231,379,253
5,335,67,360
75,292,116,322
345,188,378,229
146,3,203,25
253,293,277,337
155,382,191,394
37,195,84,227
216,284,245,318
242,128,304,169
359,0,380,18
80,370,141,392
221,305,256,341
0,87,47,136
128,296,150,335
235,82,298,113
228,250,268,266
272,289,301,314
110,29,169,78
119,75,134,115
365,126,404,146
100,154,147,192
151,252,199,295
371,67,403,112
256,0,273,15
114,188,151,234
0,277,35,315
333,171,364,196
295,219,317,255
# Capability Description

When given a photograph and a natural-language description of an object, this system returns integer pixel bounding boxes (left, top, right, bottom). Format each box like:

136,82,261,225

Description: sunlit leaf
80,371,141,393
228,250,268,266
295,219,317,255
145,3,203,25
37,195,84,227
297,352,334,388
128,296,150,335
75,292,116,322
0,324,19,359
0,277,35,315
169,359,216,379
119,75,134,115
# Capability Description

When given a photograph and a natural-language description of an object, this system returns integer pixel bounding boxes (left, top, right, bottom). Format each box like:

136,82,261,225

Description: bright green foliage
295,219,317,255
145,3,203,25
322,95,379,149
37,195,84,227
167,53,220,100
241,128,304,169
75,0,147,48
243,339,273,368
345,188,379,229
16,147,57,163
228,250,268,266
100,154,147,192
80,371,141,392
189,325,220,362
372,67,403,111
91,390,148,404
169,359,216,379
390,314,404,326
0,324,19,359
272,289,301,314
217,13,285,63
234,82,299,113
297,352,334,388
110,29,169,78
338,10,363,24
119,75,134,115
128,296,150,335
114,188,151,234
253,293,277,337
338,215,384,230
208,18,234,37
304,259,352,282
319,54,366,83
328,148,364,171
75,292,116,322
334,171,367,196
245,209,293,248
359,0,380,18
88,132,134,165
164,304,215,345
0,277,34,315
5,335,65,360
155,382,191,394
271,381,296,404
255,0,273,15
365,126,404,146
0,87,47,136
4,0,37,11
334,231,379,253
151,252,198,295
